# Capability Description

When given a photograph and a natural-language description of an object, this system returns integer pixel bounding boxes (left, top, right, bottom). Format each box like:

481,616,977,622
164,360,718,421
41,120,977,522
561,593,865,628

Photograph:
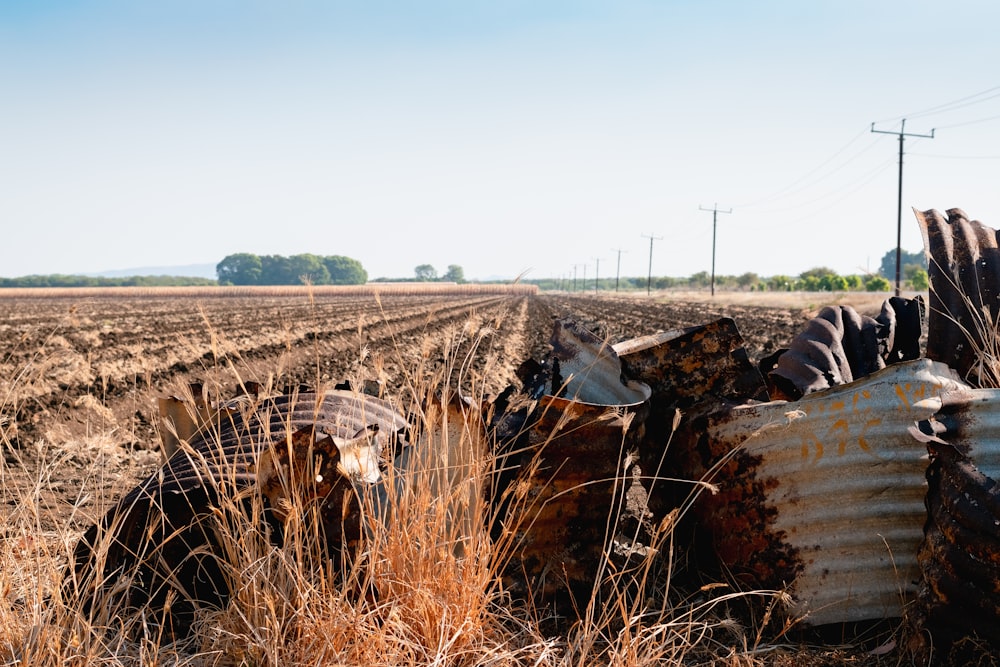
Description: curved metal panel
916,207,1000,386
678,358,969,625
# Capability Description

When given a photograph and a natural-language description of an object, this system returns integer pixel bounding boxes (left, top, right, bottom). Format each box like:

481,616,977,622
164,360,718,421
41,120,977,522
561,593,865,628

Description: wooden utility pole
871,118,935,296
699,203,732,297
641,233,662,296
592,257,602,293
611,248,626,292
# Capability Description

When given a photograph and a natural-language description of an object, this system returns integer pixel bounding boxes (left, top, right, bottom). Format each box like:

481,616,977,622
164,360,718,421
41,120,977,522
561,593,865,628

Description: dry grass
0,303,845,666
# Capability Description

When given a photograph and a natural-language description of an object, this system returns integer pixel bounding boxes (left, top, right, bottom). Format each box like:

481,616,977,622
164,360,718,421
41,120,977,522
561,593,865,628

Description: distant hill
89,263,218,280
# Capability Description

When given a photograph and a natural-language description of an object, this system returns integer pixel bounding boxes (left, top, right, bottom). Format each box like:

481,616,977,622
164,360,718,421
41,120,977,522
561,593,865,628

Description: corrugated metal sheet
916,207,1000,386
908,387,1000,651
675,358,970,626
914,439,1000,648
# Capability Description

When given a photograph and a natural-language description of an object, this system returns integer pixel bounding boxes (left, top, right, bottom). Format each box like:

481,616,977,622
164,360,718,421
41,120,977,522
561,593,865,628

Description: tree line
0,274,217,288
215,253,368,286
534,249,930,293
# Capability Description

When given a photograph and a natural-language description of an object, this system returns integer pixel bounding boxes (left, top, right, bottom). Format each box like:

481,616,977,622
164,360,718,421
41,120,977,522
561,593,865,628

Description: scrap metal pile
67,208,1000,657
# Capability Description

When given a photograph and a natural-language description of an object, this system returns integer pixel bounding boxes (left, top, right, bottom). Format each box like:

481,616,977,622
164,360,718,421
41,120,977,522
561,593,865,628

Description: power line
873,85,1000,125
749,157,895,216
699,204,732,297
933,112,1000,131
905,86,1000,121
871,118,935,296
735,126,876,209
909,152,1000,160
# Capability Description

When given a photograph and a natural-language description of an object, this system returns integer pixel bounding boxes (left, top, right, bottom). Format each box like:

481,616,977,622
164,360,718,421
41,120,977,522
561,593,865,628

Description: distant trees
530,261,928,294
443,264,465,283
413,264,466,283
414,264,438,281
324,255,369,285
878,248,927,282
866,275,892,291
216,253,367,286
217,253,262,285
0,274,217,288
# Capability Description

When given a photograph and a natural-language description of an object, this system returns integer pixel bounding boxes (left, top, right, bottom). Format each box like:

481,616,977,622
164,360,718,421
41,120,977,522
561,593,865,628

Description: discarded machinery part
613,317,770,409
912,439,1000,648
915,207,1000,387
766,298,923,402
675,358,969,626
157,381,266,460
546,317,652,406
492,317,653,599
69,389,409,635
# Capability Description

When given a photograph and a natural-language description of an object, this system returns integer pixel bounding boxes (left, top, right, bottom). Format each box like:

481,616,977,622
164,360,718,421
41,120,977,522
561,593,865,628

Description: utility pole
572,265,578,292
699,203,732,297
871,118,935,296
641,233,662,296
592,257,602,293
611,248,626,292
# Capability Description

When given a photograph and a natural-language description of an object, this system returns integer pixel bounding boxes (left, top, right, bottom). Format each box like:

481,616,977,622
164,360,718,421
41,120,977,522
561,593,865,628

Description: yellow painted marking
831,418,850,455
894,383,911,408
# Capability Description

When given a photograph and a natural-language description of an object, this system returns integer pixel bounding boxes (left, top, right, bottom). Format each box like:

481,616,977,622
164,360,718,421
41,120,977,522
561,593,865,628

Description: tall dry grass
0,303,788,666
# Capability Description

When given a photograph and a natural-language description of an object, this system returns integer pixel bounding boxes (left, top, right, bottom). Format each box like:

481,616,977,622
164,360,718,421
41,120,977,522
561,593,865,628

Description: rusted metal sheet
157,381,264,460
905,387,1000,651
675,358,969,626
766,298,923,401
613,317,769,407
492,317,652,599
69,389,409,635
916,207,1000,386
548,317,651,405
912,440,1000,649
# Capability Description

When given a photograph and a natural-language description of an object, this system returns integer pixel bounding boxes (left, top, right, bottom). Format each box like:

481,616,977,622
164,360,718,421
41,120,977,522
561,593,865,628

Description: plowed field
0,288,843,536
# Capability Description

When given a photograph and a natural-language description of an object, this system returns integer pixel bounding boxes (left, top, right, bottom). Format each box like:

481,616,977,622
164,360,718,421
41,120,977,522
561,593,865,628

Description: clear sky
2,1,999,282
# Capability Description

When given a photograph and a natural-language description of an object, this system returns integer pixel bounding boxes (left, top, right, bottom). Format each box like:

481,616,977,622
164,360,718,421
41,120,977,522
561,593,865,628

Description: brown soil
0,290,820,535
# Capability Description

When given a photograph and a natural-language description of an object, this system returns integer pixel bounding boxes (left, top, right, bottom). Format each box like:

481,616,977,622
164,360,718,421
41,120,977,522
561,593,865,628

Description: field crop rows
0,288,828,665
0,290,813,529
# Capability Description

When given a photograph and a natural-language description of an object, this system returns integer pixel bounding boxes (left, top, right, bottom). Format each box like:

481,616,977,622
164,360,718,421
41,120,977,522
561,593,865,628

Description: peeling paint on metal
677,358,969,625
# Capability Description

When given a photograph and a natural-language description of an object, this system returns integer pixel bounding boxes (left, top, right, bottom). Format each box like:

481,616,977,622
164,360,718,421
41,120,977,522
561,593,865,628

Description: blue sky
2,1,999,281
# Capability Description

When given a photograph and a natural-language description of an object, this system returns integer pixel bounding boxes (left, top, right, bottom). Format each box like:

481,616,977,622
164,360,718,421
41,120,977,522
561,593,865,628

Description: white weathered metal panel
700,358,969,625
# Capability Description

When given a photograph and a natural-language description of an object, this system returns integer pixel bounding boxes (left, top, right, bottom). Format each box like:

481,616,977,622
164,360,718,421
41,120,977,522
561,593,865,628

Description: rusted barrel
491,318,652,600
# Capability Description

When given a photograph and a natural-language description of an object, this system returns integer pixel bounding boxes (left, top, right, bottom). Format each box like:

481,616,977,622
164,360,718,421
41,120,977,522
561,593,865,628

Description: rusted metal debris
765,297,924,401
917,207,1000,387
68,208,1000,655
672,359,969,625
69,389,410,635
912,439,1000,649
613,317,769,408
491,317,653,599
